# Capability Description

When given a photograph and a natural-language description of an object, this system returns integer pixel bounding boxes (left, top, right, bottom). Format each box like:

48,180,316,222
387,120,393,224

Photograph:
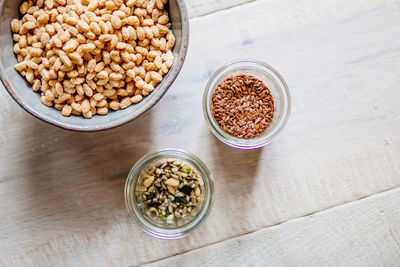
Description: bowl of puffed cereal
0,0,188,131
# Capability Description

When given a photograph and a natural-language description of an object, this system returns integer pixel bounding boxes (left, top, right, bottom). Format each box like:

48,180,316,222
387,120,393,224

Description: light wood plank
146,188,400,267
1,0,400,265
185,0,255,18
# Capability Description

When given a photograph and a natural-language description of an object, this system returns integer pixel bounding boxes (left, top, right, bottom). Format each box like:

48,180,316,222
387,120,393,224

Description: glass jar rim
124,149,214,239
203,59,291,149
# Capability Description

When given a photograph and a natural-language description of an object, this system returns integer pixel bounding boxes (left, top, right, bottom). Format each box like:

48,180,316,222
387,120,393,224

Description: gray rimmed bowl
0,0,189,131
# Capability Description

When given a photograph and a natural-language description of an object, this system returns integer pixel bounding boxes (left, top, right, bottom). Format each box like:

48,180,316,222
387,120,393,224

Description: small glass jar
125,149,214,239
203,59,291,149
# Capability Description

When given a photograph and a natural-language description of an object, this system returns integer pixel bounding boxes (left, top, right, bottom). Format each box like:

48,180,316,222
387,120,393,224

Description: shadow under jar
125,149,214,239
203,60,291,149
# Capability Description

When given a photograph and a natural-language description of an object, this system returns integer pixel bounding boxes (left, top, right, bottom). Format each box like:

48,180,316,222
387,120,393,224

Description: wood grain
185,0,255,18
146,188,400,267
1,0,400,265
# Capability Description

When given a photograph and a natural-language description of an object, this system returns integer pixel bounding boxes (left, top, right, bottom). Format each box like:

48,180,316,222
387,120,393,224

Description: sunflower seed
137,158,204,226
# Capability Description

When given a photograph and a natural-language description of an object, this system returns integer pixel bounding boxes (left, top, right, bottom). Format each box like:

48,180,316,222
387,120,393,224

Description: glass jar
125,149,214,239
203,59,291,149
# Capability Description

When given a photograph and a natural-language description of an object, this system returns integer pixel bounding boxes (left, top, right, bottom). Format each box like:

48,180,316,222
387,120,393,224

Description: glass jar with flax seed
203,59,291,149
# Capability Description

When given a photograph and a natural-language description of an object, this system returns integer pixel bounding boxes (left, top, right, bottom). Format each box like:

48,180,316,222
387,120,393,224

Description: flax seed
211,74,274,138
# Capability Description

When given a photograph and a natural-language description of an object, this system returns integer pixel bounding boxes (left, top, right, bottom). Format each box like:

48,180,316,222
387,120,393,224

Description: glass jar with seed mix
125,149,214,239
203,59,291,149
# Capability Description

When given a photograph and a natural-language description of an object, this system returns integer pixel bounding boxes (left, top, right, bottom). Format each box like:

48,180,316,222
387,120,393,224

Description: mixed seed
136,158,203,225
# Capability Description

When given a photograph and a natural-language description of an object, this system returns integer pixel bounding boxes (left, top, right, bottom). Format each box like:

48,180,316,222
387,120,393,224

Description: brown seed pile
136,159,203,225
211,74,274,139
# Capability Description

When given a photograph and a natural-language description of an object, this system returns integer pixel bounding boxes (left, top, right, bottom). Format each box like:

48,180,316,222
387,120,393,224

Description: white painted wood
146,188,400,267
185,0,255,18
1,0,400,265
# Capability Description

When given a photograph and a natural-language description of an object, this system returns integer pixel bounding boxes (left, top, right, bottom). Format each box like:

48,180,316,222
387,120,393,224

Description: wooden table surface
1,0,400,266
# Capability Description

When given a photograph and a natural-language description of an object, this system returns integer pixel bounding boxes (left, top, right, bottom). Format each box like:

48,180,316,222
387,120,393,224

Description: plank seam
189,0,258,19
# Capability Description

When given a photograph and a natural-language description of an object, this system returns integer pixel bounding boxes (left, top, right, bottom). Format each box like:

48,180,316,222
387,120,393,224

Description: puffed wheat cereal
11,0,175,118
